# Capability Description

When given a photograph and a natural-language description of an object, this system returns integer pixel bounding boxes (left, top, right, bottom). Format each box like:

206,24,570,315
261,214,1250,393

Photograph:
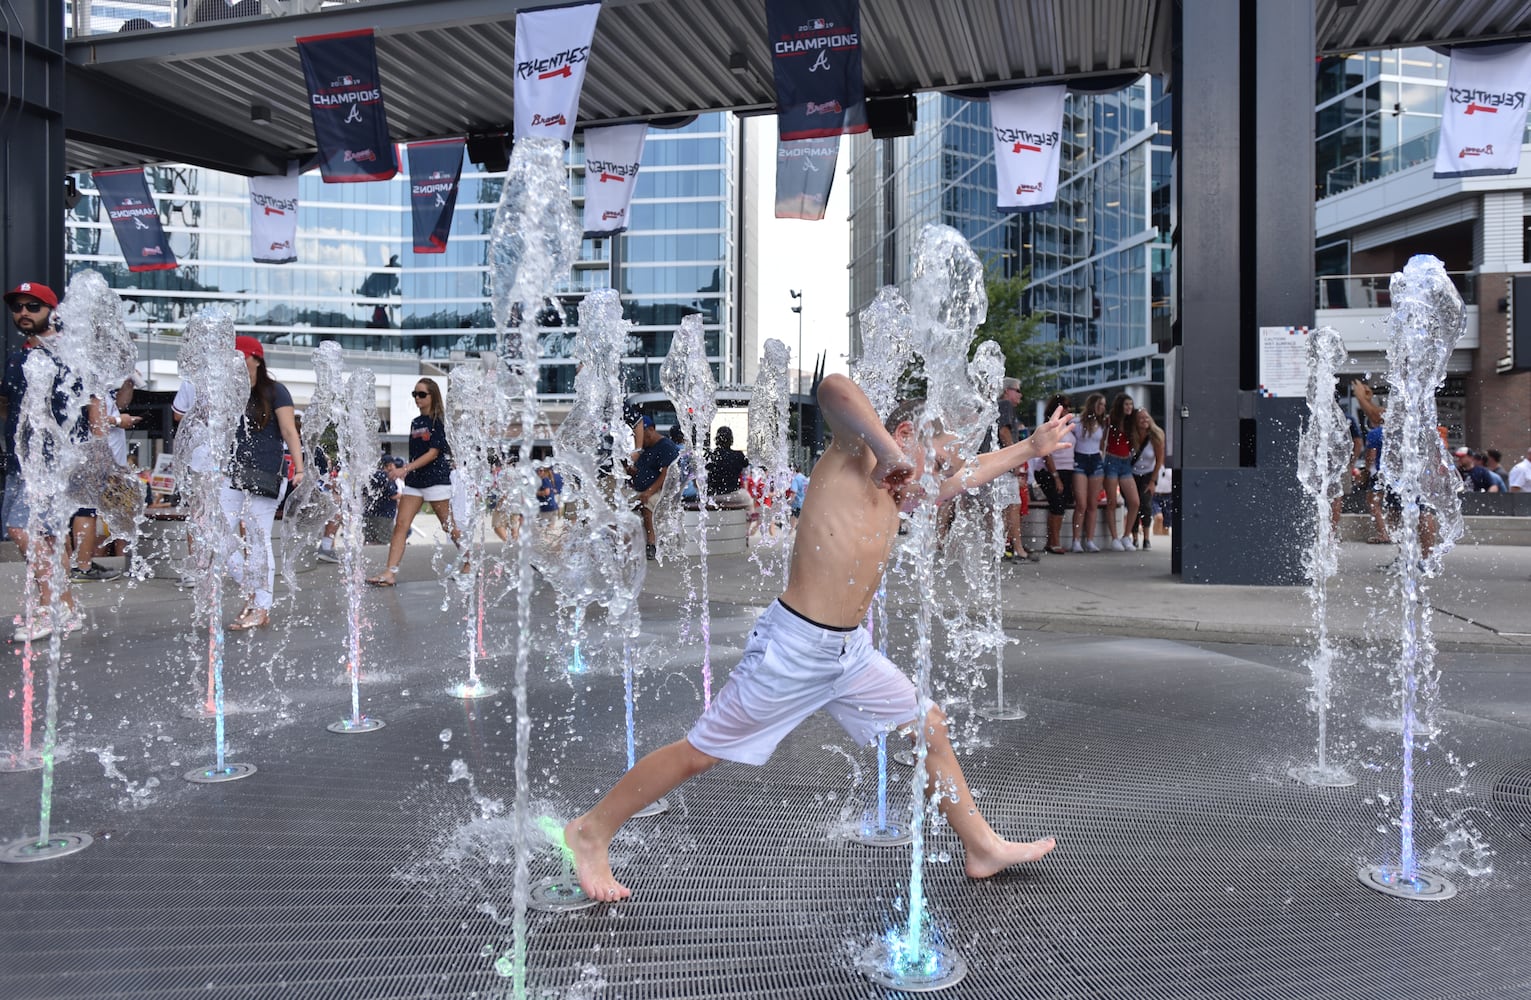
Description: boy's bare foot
565,816,630,902
965,834,1056,879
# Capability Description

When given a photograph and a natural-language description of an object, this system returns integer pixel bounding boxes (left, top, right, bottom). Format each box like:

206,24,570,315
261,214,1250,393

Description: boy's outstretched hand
1029,406,1076,457
872,455,924,510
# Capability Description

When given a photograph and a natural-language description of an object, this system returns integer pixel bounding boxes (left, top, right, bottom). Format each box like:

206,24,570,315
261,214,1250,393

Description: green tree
974,269,1061,403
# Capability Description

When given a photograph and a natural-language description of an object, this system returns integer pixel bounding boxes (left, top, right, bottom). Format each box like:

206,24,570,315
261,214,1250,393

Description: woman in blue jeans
1069,392,1106,551
1101,393,1140,552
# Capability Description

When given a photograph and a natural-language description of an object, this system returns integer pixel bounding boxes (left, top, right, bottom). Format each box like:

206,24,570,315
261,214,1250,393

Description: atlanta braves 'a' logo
344,104,363,124
808,50,831,72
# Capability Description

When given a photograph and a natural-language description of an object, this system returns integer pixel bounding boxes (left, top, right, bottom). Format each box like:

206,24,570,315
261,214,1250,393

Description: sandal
1045,545,1068,555
1366,535,1391,544
228,606,270,631
366,576,396,587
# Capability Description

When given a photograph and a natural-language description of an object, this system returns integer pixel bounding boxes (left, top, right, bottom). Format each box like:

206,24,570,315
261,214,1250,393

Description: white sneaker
13,611,53,642
1112,538,1129,551
315,547,340,565
1084,540,1101,553
62,610,86,635
1071,540,1084,553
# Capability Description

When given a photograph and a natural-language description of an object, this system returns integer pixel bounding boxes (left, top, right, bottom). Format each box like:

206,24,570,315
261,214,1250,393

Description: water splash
1291,326,1355,785
279,341,342,593
335,367,381,729
660,314,719,701
1375,255,1467,878
747,338,793,577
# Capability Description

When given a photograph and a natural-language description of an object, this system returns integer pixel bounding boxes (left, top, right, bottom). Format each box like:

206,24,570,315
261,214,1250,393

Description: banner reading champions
766,0,869,141
514,2,602,142
297,28,398,182
249,165,300,264
582,124,647,234
92,168,177,272
775,136,840,220
407,139,466,253
990,85,1068,212
1435,42,1531,178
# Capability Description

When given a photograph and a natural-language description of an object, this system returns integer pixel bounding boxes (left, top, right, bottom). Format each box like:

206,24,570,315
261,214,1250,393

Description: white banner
1435,42,1531,178
774,136,840,220
583,123,647,234
990,85,1067,212
513,2,601,142
249,165,300,264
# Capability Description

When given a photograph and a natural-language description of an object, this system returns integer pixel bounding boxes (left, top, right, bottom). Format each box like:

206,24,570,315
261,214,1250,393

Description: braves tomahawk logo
1458,144,1495,158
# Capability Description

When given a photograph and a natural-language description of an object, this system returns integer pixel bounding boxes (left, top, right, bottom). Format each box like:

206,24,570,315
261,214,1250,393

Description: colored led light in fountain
567,642,587,673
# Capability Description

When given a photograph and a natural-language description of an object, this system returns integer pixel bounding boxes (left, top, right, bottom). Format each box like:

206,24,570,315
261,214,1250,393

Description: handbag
229,463,283,499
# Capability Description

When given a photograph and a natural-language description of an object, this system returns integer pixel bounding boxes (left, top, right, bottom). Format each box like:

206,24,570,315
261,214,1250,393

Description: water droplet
439,729,453,743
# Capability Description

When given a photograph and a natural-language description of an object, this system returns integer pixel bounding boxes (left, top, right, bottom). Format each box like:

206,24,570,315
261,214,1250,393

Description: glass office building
847,80,1171,414
64,113,740,408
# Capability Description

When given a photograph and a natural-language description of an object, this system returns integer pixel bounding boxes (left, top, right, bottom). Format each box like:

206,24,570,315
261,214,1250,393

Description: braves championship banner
407,139,466,253
775,136,840,220
582,124,647,234
514,2,601,142
766,0,869,141
297,29,397,182
249,164,299,264
92,168,177,272
990,85,1067,212
1435,42,1531,178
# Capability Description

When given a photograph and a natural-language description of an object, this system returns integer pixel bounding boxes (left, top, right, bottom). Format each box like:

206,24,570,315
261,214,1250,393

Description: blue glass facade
65,112,738,402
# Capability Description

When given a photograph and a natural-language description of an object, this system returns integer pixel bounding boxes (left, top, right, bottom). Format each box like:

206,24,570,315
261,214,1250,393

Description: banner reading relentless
297,28,398,182
93,168,177,272
990,86,1068,212
514,2,601,142
407,139,466,254
774,136,840,220
766,0,869,141
582,124,647,234
249,164,299,264
1435,42,1531,178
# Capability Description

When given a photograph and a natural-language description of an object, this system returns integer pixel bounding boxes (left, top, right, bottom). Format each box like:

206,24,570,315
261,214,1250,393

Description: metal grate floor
1,580,1528,999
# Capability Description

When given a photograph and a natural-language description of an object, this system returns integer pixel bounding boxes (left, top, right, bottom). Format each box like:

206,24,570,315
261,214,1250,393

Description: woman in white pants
223,336,304,630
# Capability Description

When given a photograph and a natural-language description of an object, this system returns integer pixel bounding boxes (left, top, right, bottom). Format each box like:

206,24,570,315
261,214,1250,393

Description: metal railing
67,0,371,38
1324,124,1531,198
1314,271,1476,309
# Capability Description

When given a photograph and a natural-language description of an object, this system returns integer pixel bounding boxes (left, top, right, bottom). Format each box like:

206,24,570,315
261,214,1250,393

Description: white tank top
1132,439,1157,475
1072,423,1104,456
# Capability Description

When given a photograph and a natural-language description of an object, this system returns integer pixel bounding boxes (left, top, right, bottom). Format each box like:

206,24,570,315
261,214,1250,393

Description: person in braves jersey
367,378,460,586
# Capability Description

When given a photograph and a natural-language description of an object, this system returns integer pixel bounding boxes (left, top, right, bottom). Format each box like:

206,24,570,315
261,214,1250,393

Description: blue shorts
687,601,919,765
1075,453,1103,477
1103,454,1134,479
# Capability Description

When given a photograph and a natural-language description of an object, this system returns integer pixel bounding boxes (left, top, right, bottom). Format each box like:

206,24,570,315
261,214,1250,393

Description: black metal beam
66,0,642,65
65,68,288,176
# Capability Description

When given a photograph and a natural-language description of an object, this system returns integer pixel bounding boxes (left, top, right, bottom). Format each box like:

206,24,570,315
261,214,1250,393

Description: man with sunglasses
0,282,85,640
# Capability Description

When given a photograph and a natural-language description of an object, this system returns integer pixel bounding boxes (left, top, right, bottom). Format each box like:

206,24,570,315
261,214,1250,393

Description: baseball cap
635,414,655,429
4,282,59,310
1452,446,1470,457
234,335,265,359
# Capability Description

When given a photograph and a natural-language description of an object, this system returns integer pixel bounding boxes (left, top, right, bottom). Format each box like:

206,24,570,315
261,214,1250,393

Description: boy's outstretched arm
935,406,1075,504
816,374,917,491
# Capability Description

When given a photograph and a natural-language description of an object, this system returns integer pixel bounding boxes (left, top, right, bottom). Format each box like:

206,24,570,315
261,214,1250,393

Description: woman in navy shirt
367,378,460,586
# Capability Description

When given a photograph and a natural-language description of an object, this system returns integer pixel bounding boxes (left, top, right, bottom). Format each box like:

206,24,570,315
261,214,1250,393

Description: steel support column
1,0,67,360
1172,0,1315,585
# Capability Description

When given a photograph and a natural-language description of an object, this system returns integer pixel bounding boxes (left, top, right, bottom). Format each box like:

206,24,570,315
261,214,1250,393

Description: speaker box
866,94,916,139
465,133,510,173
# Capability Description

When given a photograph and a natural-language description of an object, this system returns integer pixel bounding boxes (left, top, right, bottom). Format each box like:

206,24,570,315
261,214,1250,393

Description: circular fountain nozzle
849,817,913,847
527,876,600,912
856,940,968,992
1358,865,1457,900
328,717,385,734
184,762,258,783
1287,763,1358,788
447,679,499,700
0,750,44,773
976,704,1027,721
0,831,93,863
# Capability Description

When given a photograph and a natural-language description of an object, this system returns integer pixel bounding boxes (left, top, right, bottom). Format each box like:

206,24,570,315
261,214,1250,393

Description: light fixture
728,52,748,76
250,102,272,126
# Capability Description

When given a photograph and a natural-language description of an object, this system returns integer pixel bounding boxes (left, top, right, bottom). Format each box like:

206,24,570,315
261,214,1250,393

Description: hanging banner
766,0,869,141
1435,42,1531,178
774,135,840,220
407,138,466,253
248,163,300,264
92,168,178,272
990,85,1067,212
513,2,601,142
296,28,398,182
582,123,647,234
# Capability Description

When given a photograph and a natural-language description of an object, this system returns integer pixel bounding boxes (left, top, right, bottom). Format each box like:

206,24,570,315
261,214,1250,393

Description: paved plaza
1,535,1528,999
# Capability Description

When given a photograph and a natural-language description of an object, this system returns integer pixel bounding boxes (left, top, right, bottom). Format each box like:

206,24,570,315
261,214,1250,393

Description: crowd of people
4,280,1527,641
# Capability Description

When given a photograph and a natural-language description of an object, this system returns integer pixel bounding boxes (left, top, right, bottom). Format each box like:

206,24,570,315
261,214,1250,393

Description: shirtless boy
566,373,1076,901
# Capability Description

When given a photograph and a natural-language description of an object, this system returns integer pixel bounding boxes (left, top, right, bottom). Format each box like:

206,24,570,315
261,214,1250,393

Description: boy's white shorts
687,600,919,765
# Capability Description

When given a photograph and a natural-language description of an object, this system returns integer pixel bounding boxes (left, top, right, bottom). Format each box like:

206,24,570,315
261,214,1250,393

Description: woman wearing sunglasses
367,378,460,586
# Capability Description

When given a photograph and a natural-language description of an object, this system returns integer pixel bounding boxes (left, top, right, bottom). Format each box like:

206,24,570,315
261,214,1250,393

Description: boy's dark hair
884,398,927,435
714,425,733,448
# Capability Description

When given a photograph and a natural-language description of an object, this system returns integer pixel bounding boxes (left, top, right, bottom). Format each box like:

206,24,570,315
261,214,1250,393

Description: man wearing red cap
0,282,84,640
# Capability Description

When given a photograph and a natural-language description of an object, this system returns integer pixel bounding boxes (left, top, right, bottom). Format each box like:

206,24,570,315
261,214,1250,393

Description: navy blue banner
92,168,178,272
766,0,869,141
297,28,398,183
407,138,465,254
